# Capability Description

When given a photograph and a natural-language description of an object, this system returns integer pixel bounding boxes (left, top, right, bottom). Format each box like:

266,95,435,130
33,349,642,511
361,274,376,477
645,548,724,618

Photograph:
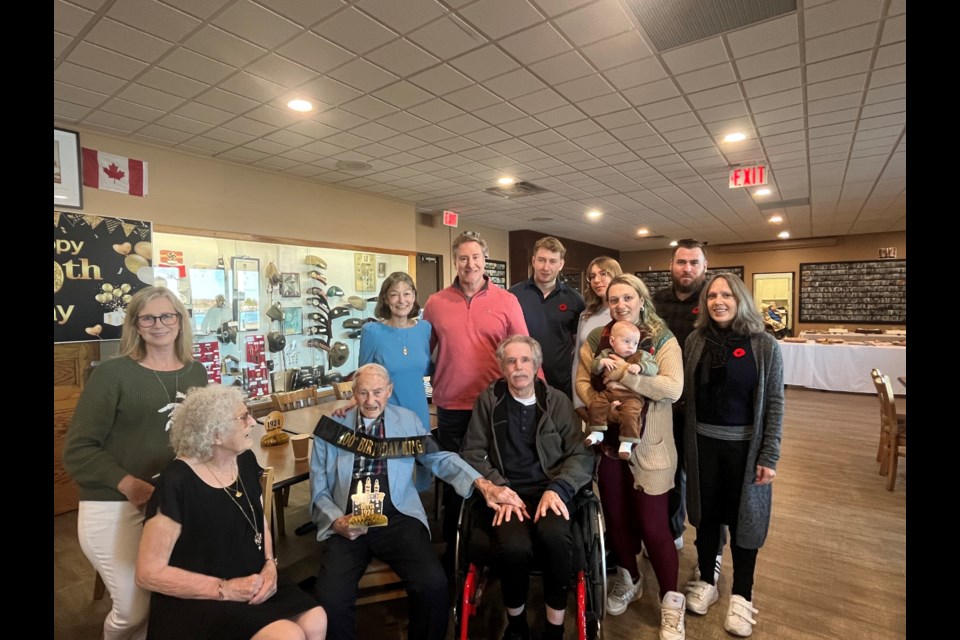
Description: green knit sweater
64,356,208,501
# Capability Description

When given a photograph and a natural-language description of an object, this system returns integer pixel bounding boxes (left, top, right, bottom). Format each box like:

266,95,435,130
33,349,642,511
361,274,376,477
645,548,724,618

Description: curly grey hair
169,385,247,460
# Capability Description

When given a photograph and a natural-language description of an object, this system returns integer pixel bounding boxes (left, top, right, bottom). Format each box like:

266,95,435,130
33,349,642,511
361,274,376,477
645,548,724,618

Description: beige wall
68,126,510,288
71,127,416,251
623,231,907,331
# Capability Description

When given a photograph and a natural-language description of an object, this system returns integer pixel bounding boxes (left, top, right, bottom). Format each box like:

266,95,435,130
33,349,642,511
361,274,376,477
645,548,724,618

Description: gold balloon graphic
134,242,152,261
124,254,148,274
54,262,64,294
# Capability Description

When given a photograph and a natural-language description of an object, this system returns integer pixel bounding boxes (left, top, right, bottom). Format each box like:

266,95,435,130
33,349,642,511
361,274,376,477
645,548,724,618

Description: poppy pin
692,307,700,315
733,348,746,358
558,303,568,312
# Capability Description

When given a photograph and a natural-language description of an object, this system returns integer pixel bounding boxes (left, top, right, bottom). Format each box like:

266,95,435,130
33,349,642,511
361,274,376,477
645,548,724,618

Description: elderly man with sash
309,363,523,640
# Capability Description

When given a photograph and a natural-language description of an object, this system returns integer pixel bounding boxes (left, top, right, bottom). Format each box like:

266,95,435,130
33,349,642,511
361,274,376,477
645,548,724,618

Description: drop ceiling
54,0,906,251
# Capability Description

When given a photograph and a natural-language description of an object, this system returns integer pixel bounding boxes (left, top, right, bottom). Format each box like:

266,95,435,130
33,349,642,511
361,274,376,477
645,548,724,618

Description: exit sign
729,164,767,188
442,210,459,227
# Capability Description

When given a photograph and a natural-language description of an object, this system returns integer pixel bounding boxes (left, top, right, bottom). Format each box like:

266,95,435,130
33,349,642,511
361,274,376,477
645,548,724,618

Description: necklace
152,368,180,403
207,462,262,550
388,320,413,356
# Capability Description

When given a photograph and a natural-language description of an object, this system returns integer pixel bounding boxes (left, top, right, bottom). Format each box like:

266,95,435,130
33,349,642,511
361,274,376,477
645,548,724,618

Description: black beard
674,276,705,294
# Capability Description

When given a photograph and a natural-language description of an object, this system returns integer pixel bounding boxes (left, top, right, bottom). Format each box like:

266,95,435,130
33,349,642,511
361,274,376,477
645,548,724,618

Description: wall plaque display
485,259,507,288
355,252,376,292
636,266,744,295
799,260,906,324
54,211,152,343
559,271,582,296
54,128,83,209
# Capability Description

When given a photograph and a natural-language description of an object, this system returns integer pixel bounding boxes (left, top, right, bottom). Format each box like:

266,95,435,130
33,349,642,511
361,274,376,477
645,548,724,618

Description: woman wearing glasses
136,385,327,639
65,286,208,640
571,257,623,422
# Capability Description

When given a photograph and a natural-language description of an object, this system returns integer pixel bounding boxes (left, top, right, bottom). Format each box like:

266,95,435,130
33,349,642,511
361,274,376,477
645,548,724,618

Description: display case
153,230,413,397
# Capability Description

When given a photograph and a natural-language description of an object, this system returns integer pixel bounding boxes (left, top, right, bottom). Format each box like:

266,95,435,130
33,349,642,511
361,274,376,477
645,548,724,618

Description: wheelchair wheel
579,493,606,639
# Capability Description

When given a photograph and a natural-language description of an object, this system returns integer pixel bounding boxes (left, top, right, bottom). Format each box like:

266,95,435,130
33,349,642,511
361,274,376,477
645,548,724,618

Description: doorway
415,253,443,310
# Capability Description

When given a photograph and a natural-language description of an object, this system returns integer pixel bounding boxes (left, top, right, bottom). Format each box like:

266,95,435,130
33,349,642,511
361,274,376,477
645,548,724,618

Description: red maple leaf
104,163,125,181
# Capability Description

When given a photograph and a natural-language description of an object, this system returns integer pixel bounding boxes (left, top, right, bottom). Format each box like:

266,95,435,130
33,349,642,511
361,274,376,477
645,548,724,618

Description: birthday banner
54,211,153,343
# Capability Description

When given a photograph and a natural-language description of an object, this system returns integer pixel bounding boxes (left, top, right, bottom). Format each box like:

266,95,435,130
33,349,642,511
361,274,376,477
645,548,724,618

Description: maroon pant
596,451,678,597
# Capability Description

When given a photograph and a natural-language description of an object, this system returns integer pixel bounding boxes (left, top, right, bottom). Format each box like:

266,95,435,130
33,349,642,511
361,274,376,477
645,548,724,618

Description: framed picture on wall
283,307,303,335
280,272,301,298
54,127,83,209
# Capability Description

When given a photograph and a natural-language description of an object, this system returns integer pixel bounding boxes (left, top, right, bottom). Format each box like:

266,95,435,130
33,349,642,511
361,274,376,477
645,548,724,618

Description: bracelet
217,580,225,600
265,556,278,566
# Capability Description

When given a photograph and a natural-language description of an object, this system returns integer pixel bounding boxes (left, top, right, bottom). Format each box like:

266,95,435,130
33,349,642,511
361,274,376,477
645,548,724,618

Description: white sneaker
659,591,686,640
692,553,722,583
584,431,605,446
724,595,758,637
606,566,642,616
684,580,719,614
617,441,633,459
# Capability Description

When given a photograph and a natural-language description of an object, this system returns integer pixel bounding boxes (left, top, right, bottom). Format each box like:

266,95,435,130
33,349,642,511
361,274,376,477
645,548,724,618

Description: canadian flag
82,148,148,196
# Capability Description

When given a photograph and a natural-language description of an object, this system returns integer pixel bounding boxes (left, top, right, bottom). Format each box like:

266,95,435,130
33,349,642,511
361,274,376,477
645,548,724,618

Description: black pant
314,514,449,640
675,407,728,553
436,407,473,562
478,497,575,611
693,435,758,600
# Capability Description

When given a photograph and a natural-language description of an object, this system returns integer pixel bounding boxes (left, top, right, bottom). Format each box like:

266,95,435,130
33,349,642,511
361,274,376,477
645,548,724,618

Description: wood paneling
508,230,619,289
54,342,99,515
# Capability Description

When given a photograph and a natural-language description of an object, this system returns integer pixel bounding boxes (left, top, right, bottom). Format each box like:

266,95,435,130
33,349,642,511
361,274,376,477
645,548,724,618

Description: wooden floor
53,387,906,639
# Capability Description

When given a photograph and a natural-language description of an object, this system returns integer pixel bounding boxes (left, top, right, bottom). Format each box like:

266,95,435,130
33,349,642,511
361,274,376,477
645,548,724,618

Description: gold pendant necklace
207,462,262,550
152,368,179,403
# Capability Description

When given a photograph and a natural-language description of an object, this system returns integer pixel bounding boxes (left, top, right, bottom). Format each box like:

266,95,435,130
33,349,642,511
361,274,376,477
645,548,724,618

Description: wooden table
278,399,355,435
250,423,311,537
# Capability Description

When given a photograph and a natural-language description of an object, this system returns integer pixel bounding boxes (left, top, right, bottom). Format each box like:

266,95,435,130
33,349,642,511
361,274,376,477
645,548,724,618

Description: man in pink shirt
423,231,530,570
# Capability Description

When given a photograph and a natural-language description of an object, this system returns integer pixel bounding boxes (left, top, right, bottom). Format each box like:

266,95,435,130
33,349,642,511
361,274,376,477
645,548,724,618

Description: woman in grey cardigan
682,274,784,638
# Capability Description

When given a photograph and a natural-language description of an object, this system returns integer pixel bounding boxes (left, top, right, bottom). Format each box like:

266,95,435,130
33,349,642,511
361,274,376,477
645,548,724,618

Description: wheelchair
453,485,607,639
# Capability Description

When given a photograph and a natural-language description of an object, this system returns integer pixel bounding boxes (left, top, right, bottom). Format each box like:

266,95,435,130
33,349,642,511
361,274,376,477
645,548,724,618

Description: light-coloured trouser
77,500,150,640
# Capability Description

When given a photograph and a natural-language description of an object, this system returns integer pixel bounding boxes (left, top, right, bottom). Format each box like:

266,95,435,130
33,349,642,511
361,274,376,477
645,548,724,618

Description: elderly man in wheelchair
459,335,597,640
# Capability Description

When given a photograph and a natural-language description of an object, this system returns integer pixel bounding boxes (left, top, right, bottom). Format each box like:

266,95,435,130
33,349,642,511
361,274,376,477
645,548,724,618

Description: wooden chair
357,559,406,606
260,466,276,540
870,368,906,464
871,371,906,491
332,381,354,400
271,387,318,412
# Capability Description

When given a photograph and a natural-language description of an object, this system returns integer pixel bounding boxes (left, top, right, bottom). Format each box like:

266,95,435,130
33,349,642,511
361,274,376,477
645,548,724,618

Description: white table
778,341,907,395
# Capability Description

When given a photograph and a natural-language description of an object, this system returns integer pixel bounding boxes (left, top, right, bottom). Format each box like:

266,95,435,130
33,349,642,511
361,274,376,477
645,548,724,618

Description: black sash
314,415,434,459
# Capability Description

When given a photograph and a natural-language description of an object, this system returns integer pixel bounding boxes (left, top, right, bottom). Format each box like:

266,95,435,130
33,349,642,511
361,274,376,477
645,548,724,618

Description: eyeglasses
587,270,611,282
233,410,252,422
136,312,181,328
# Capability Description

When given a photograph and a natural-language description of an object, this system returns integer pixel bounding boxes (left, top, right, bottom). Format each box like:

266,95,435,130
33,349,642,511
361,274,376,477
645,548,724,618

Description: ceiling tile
741,68,800,99
499,22,571,65
257,0,344,27
365,39,440,77
55,61,127,95
106,0,201,42
136,123,194,143
159,48,235,84
244,104,301,127
444,84,503,111
213,0,301,49
735,44,799,80
311,107,367,129
865,83,905,104
219,72,287,103
246,54,315,87
54,80,109,107
311,6,397,55
577,93,631,117
118,83,187,110
86,18,171,63
83,110,146,132
603,57,668,92
54,31,72,58
808,92,862,115
555,74,614,102
163,0,240,22
805,23,877,63
408,16,487,60
277,32,354,74
688,83,743,109
55,0,95,37
340,95,398,119
807,74,866,100
409,64,473,95
623,79,681,107
676,62,736,93
498,117,548,136
661,37,727,75
874,42,905,68
511,88,568,115
804,0,882,39
459,0,544,40
552,0,631,47
373,81,434,109
297,76,362,106
580,29,653,70
202,126,256,145
697,101,748,123
726,13,798,58
484,68,547,100
174,101,235,126
408,98,465,122
407,124,456,143
528,49,600,84
195,87,259,114
473,102,527,125
805,51,871,83
265,128,314,147
328,58,398,92
536,104,587,127
869,64,905,89
357,0,445,34
377,110,431,132
750,88,802,113
449,45,520,82
880,14,906,45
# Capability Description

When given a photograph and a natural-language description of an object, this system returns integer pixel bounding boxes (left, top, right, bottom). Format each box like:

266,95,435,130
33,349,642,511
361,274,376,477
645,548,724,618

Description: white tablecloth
778,341,907,395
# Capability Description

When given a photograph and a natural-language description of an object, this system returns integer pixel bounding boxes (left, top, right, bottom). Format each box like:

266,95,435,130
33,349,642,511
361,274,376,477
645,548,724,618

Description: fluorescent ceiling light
287,99,313,112
723,132,746,142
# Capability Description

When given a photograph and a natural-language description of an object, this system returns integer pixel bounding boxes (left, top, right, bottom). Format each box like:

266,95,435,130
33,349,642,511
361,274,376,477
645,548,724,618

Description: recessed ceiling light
778,231,790,239
723,132,746,142
497,177,515,185
669,240,679,247
54,194,67,199
754,187,771,196
636,227,650,236
287,99,313,112
586,210,602,219
768,214,783,223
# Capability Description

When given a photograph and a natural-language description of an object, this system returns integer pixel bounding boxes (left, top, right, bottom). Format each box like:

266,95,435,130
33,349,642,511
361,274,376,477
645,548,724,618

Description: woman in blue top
355,272,433,431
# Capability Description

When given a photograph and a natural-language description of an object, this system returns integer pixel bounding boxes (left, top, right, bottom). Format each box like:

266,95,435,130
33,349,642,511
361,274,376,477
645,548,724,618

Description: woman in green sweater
64,286,208,640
